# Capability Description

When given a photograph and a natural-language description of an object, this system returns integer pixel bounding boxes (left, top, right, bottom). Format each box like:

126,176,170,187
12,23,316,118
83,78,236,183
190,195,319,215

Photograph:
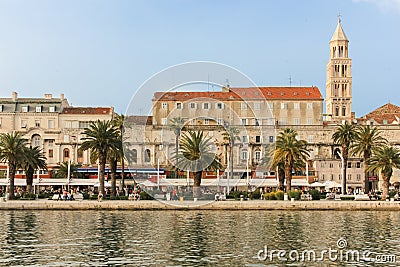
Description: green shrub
389,190,397,199
275,191,284,200
288,191,301,200
308,189,321,200
38,192,51,199
229,191,247,200
82,193,90,199
251,189,261,200
340,196,355,201
140,191,154,200
89,194,98,200
269,192,277,200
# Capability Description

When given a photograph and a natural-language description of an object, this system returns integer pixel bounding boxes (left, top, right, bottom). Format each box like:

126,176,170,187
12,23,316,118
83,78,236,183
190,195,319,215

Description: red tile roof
153,87,322,101
62,107,113,115
360,103,400,124
126,115,152,125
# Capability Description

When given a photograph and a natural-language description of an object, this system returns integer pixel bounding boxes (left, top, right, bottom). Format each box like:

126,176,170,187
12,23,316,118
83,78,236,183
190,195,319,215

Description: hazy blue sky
0,0,399,116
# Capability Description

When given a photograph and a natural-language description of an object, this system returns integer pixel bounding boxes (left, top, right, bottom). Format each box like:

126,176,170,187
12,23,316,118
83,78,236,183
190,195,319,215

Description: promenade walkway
0,199,400,211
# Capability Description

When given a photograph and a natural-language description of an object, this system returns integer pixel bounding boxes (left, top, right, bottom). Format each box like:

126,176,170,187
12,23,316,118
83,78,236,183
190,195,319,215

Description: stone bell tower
325,17,352,122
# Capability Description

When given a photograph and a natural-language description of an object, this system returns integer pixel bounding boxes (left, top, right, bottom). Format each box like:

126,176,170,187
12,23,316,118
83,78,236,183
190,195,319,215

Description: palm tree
170,117,185,178
332,122,358,194
175,131,222,198
222,126,240,182
0,132,27,200
351,125,387,193
21,146,47,193
80,120,120,196
107,138,122,198
271,128,309,192
53,161,82,178
367,145,400,200
112,114,126,189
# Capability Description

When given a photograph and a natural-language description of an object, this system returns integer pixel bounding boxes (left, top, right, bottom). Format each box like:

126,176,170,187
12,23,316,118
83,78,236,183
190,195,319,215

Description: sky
0,0,399,117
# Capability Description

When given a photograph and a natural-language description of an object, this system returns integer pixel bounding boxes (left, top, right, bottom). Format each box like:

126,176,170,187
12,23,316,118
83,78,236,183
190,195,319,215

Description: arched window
77,148,84,163
63,148,70,162
144,149,151,163
342,107,346,117
31,134,41,147
335,106,339,117
254,150,261,163
132,149,137,163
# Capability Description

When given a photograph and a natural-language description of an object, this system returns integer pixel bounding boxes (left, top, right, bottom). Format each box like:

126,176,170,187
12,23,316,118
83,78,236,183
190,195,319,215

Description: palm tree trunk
342,148,348,194
278,167,285,191
193,171,202,198
26,167,34,194
382,174,390,200
8,164,16,200
110,159,117,198
285,164,292,193
99,155,106,196
230,140,234,181
175,134,179,178
363,154,369,194
121,155,125,190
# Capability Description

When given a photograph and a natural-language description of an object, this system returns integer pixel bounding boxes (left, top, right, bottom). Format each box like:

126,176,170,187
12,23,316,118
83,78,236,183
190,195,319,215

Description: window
216,103,224,109
144,149,151,163
347,162,352,168
255,136,261,143
348,174,352,180
208,131,214,137
21,120,27,128
356,162,361,168
342,107,346,116
203,103,209,109
241,150,248,160
356,174,361,181
32,135,41,147
48,149,54,158
294,118,300,125
321,174,325,181
162,103,168,109
280,118,286,125
189,102,197,109
241,103,247,110
242,136,248,143
22,106,28,112
49,106,55,112
255,151,261,162
269,136,274,143
331,174,334,180
281,103,288,109
254,102,260,110
267,103,274,109
0,105,2,112
63,148,70,158
131,149,137,163
35,120,40,127
339,174,342,180
65,121,72,128
64,134,69,143
294,102,300,109
79,121,90,129
307,118,313,125
308,135,314,143
48,120,54,129
204,119,210,125
217,118,223,125
48,140,54,146
176,102,182,109
254,119,260,126
0,118,2,127
329,163,334,168
240,119,247,125
161,118,167,125
36,106,42,112
307,103,313,109
77,149,83,159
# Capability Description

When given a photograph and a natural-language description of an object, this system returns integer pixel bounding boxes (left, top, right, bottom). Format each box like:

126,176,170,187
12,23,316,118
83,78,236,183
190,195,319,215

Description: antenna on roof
225,79,230,88
288,75,292,87
207,74,210,92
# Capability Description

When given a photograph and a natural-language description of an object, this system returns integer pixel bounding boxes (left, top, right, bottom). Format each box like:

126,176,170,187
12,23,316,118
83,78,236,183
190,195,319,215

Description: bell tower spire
326,17,352,122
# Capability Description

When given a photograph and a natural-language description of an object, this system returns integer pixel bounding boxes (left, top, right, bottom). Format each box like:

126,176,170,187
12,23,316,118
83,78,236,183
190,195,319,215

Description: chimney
60,93,65,100
12,91,18,101
44,94,52,99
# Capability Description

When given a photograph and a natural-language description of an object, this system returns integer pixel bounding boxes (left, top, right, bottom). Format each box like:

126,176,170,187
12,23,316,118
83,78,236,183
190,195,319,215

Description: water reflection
0,210,398,266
